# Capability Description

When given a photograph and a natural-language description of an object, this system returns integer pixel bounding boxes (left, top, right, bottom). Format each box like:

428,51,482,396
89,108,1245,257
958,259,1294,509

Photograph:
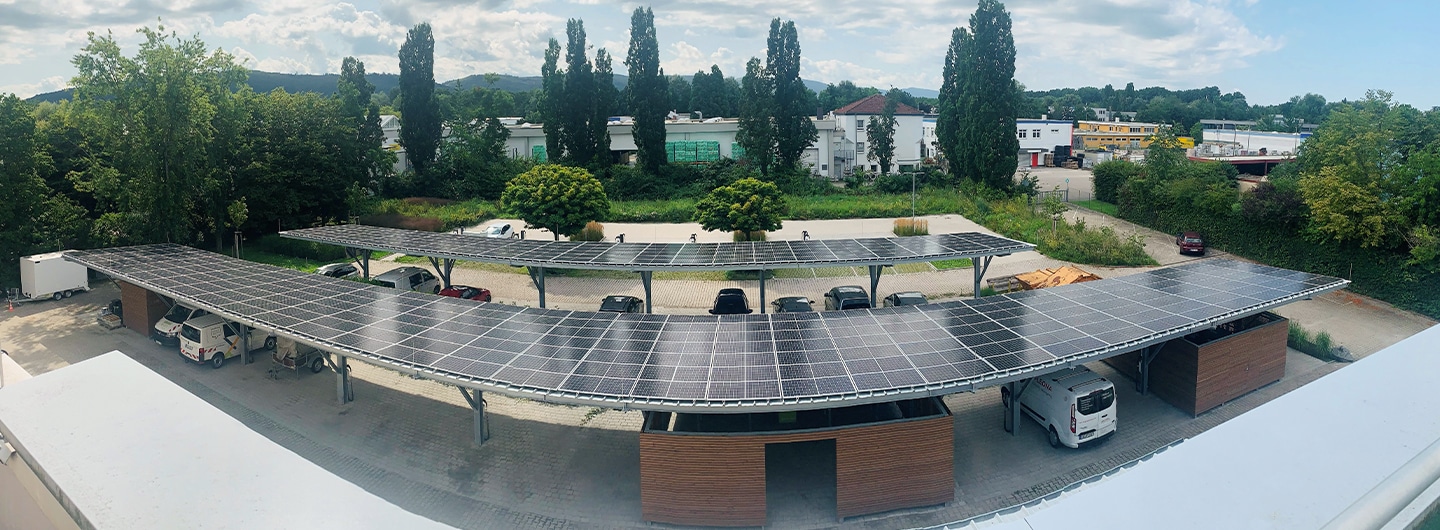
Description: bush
609,198,697,223
358,213,445,232
873,173,916,194
1092,159,1141,204
251,234,348,261
572,221,606,242
894,218,929,236
1289,321,1337,361
370,198,498,231
733,230,767,241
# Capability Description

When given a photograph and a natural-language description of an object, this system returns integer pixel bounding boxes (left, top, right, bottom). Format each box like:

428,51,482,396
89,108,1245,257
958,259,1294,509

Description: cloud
0,75,69,99
661,41,743,77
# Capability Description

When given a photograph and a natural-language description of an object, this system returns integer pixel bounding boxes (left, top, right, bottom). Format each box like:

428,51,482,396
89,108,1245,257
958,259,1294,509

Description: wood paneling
118,281,168,337
639,415,954,526
1105,313,1288,416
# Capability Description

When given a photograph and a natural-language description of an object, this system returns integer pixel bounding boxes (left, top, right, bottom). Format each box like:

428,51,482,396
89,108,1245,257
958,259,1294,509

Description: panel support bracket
529,267,547,308
428,257,457,289
1004,379,1032,437
973,255,995,299
1137,343,1165,395
459,387,491,446
345,247,374,279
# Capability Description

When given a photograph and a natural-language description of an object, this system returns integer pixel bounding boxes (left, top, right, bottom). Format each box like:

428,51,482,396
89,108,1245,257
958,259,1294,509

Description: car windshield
180,324,202,343
485,225,505,235
897,295,926,305
840,299,870,310
1184,237,1203,243
165,305,191,321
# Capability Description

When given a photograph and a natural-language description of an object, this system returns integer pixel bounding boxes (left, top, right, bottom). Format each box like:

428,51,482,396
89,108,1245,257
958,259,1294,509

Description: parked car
482,222,516,239
316,262,359,278
439,285,492,302
179,314,275,369
1176,231,1206,255
598,295,644,313
882,291,929,307
823,286,871,311
709,288,752,315
373,266,440,293
770,296,814,313
153,304,209,347
1001,365,1117,449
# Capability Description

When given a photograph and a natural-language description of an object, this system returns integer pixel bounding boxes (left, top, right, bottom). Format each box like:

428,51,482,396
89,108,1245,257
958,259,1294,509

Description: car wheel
432,285,441,294
1048,426,1062,448
211,353,225,369
264,336,277,350
310,357,326,374
52,292,63,301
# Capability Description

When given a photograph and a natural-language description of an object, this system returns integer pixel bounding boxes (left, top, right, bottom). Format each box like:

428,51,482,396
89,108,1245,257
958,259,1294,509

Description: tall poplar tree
766,19,816,170
736,57,775,176
561,19,596,166
625,6,667,174
592,49,615,167
938,0,1017,189
540,38,563,163
337,57,388,181
399,23,441,174
936,28,968,177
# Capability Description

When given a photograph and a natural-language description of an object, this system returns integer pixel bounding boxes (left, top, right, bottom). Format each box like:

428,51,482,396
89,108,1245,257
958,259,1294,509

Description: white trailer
19,252,90,302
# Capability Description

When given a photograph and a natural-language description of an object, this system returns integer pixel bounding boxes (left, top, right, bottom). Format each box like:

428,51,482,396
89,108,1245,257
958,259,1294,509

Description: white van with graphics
153,304,208,347
179,314,275,369
1002,365,1117,448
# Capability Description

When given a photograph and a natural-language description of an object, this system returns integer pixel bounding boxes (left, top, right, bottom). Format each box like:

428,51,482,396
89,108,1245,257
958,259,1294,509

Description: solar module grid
66,244,1348,412
279,224,1035,271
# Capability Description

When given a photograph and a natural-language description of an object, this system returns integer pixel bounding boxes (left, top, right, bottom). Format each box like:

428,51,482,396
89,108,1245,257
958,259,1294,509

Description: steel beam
1136,343,1165,395
1003,379,1032,436
332,354,353,405
528,267,547,308
428,257,457,289
346,247,373,279
459,387,491,446
640,271,653,313
759,270,767,314
973,255,995,299
239,323,251,365
868,265,883,307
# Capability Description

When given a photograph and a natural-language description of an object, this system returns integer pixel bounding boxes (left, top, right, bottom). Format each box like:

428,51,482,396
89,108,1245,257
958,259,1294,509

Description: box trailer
18,252,90,302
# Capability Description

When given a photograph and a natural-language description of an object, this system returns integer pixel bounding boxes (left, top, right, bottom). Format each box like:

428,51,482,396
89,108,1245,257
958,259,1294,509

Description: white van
1002,366,1117,448
179,314,275,369
153,304,209,347
373,266,440,293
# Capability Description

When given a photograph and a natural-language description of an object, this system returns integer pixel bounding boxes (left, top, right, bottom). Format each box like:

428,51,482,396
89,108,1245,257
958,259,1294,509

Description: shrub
894,218,929,236
251,234,348,261
1092,159,1142,204
402,197,455,206
572,221,606,242
1288,321,1336,361
370,198,498,231
733,230,767,241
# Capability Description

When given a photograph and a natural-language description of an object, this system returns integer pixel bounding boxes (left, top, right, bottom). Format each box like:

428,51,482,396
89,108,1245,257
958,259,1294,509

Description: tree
766,19,817,170
692,177,788,240
1300,167,1403,248
592,48,615,167
500,165,610,240
667,75,692,113
561,19,596,165
540,38,563,163
336,57,391,187
399,23,442,174
866,90,899,174
0,94,86,286
624,7,667,174
691,65,729,118
70,25,245,245
736,57,775,175
1041,187,1069,238
433,117,514,200
938,0,1019,189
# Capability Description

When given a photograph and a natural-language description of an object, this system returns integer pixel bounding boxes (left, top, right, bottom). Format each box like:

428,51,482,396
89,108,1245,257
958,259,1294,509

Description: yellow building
1072,120,1193,150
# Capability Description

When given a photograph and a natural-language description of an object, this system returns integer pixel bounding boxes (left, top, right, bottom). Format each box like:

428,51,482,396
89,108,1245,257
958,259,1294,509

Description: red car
1176,231,1206,255
438,285,492,302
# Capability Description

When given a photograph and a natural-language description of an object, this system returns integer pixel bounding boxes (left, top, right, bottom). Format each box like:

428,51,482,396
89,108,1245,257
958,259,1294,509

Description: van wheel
264,337,277,350
52,292,63,301
310,357,325,374
62,290,73,298
211,353,225,369
1047,426,1061,448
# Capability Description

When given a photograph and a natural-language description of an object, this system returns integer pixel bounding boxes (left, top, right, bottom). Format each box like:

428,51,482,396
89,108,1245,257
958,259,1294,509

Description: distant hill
25,70,938,102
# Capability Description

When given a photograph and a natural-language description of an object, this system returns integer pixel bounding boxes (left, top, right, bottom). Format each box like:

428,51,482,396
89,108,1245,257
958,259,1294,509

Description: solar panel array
280,224,1034,271
67,245,1348,412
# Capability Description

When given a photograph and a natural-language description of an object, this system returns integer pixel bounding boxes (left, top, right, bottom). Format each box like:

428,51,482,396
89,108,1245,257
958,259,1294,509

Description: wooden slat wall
118,281,168,337
639,415,954,527
1104,313,1288,416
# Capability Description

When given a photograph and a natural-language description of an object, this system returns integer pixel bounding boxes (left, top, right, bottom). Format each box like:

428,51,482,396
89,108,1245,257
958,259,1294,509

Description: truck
18,252,90,302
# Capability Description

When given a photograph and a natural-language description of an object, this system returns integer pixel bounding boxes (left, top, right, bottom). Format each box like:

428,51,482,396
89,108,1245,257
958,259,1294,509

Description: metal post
536,267,546,308
973,255,995,299
347,248,373,279
759,269,767,314
1004,379,1031,436
333,355,353,405
640,271,653,314
239,323,251,365
868,265,882,307
428,257,456,289
459,387,491,445
1137,343,1165,395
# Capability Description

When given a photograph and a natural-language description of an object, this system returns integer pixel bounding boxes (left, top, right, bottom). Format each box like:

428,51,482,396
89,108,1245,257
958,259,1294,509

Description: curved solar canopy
67,245,1348,413
279,224,1034,271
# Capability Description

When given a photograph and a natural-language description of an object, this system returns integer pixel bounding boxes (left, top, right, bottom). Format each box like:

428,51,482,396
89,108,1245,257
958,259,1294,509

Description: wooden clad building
1105,312,1289,416
639,398,954,527
118,280,170,337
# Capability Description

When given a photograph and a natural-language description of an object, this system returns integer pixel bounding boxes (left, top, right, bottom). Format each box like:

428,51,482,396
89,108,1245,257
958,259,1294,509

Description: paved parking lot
2,274,1424,529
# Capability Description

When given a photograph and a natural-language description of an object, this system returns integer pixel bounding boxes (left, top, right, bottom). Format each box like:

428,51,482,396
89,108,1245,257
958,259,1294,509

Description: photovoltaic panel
66,244,1348,413
279,224,1034,271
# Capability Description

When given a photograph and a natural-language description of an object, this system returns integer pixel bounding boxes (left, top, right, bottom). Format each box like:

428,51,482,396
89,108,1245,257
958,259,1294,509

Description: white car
1002,366,1117,448
482,223,515,239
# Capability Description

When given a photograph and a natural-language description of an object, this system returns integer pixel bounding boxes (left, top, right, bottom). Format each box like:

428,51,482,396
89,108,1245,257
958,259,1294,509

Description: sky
1,0,1436,108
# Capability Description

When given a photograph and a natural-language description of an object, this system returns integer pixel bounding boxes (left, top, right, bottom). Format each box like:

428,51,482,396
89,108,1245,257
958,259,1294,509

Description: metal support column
239,324,251,365
868,265,883,307
1003,379,1032,436
1136,343,1165,395
759,269,767,314
640,271,653,313
973,255,996,299
529,267,547,308
459,387,490,446
331,354,353,405
428,257,456,289
346,247,374,279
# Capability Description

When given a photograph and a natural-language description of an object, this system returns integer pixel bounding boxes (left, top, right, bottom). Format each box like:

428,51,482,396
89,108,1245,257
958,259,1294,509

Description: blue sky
0,0,1434,108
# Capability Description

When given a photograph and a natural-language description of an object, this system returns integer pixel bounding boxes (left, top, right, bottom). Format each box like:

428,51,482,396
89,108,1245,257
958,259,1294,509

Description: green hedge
251,234,348,262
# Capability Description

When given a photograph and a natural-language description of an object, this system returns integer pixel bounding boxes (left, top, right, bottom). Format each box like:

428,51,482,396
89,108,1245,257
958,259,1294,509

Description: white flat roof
950,323,1440,529
0,352,455,530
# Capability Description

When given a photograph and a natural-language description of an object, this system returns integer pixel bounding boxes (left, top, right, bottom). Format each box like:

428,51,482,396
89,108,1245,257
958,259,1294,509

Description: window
857,117,866,128
857,142,865,153
1033,129,1041,138
871,165,878,172
1051,129,1059,133
1018,129,1027,138
821,164,828,170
